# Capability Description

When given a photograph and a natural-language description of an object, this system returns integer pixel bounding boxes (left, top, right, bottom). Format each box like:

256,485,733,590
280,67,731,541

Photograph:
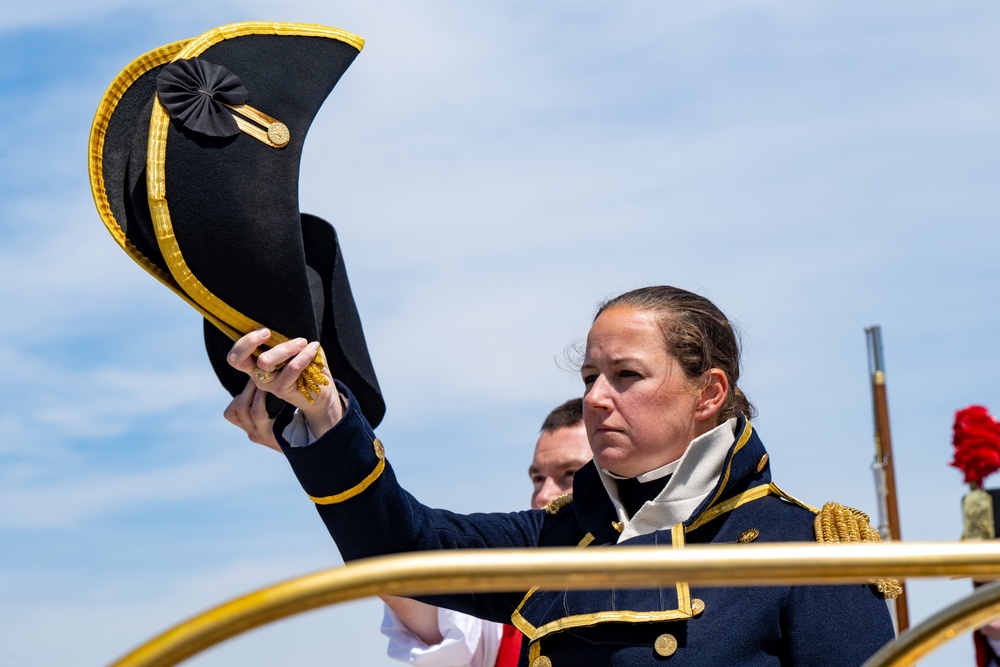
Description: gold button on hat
532,656,553,667
654,633,678,657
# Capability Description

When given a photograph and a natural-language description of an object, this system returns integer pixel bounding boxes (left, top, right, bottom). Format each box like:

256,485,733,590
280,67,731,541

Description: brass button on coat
654,633,678,657
532,656,552,667
692,598,706,615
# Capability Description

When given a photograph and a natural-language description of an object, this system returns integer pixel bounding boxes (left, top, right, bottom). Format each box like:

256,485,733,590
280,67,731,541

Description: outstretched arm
225,328,544,625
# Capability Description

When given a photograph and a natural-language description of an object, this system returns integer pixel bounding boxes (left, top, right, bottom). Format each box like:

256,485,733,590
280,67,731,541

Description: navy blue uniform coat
277,384,894,666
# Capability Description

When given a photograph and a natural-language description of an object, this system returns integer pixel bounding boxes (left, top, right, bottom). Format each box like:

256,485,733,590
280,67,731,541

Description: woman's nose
584,375,612,410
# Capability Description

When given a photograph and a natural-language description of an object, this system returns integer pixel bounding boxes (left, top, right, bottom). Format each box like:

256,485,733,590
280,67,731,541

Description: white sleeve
282,396,349,448
281,409,316,448
380,603,504,667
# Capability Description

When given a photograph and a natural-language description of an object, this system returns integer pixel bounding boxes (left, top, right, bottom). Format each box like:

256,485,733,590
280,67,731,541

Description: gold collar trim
685,419,753,529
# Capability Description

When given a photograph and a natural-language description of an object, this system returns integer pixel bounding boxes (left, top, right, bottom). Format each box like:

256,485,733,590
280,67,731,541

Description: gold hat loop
224,103,289,148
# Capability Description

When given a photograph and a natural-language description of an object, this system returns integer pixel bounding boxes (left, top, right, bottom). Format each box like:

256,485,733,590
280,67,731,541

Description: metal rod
866,325,910,632
108,541,1000,667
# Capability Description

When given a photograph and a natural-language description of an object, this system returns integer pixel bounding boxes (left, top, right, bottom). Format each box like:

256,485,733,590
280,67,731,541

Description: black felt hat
89,22,385,426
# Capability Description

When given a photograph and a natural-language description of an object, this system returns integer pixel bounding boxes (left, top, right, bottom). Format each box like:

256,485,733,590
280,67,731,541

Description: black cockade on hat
156,58,249,138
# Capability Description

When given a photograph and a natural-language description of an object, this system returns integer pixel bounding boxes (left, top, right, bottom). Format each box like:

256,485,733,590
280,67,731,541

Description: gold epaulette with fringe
814,501,902,600
544,493,573,515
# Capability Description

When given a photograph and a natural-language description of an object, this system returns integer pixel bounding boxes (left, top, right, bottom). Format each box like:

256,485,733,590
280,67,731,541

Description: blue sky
1,1,998,665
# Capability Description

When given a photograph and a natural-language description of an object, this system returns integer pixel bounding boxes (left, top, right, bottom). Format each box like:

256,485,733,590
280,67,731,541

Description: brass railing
108,541,1000,667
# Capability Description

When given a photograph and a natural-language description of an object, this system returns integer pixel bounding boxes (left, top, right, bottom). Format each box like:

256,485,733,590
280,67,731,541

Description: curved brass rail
109,540,1000,667
865,578,1000,667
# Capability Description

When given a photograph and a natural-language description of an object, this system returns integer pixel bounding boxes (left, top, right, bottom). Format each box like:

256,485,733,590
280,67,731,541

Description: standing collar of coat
597,417,736,542
569,413,766,542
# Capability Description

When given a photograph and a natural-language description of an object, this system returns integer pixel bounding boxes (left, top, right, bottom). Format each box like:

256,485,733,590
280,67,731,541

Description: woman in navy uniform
228,285,895,666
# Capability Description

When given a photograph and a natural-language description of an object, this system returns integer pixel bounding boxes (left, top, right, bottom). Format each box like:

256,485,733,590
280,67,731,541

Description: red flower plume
950,405,1000,487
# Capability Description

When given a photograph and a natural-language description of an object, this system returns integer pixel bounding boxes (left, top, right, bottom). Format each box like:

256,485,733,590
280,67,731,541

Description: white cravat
597,418,738,543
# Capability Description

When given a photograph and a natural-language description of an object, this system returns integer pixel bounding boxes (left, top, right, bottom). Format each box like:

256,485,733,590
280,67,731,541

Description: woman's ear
695,368,728,422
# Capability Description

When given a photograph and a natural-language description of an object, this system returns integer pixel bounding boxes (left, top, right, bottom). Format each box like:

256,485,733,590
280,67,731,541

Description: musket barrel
865,325,910,632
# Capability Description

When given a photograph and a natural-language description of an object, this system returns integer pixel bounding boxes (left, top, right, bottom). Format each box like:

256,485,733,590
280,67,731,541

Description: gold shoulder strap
814,501,901,600
543,494,573,516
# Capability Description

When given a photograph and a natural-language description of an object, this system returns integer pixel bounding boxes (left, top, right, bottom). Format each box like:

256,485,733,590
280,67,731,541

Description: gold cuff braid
307,438,386,505
814,501,902,600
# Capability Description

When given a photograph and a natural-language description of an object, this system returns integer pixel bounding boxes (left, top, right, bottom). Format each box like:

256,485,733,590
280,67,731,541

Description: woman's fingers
227,330,343,438
249,384,280,451
227,328,272,374
227,328,309,387
223,379,255,430
257,337,308,372
223,379,281,451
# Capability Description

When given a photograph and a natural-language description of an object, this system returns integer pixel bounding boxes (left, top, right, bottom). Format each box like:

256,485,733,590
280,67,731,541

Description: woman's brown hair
595,286,755,423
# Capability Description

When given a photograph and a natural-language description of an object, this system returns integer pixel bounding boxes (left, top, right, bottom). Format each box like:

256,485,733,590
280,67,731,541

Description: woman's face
581,306,710,478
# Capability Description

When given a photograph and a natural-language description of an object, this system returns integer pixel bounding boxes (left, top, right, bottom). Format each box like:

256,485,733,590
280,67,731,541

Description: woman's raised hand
227,328,344,438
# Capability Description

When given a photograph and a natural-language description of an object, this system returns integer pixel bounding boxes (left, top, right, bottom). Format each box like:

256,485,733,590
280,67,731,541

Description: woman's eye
617,369,640,379
582,374,597,385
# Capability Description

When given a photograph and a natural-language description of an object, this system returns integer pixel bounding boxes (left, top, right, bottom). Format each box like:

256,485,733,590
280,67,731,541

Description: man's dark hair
540,398,583,433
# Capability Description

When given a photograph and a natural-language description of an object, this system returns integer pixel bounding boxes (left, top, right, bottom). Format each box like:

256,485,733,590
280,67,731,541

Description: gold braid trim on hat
814,501,902,600
543,494,573,516
145,23,364,399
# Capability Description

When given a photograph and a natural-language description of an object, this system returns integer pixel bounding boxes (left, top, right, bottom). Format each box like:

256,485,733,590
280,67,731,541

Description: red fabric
495,624,523,667
975,629,993,667
951,405,1000,487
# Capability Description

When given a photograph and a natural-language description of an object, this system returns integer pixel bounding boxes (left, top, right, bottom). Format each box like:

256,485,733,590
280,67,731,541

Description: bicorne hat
88,22,385,426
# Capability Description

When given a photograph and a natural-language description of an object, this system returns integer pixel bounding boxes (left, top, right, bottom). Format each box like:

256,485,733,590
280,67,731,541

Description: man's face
529,423,592,510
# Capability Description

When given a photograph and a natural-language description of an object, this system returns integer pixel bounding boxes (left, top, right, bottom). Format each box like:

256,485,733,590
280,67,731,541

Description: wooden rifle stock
866,326,910,633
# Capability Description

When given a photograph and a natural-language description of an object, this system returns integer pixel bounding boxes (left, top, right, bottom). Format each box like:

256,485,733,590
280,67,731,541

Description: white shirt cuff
280,392,349,448
281,409,317,448
380,603,503,667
